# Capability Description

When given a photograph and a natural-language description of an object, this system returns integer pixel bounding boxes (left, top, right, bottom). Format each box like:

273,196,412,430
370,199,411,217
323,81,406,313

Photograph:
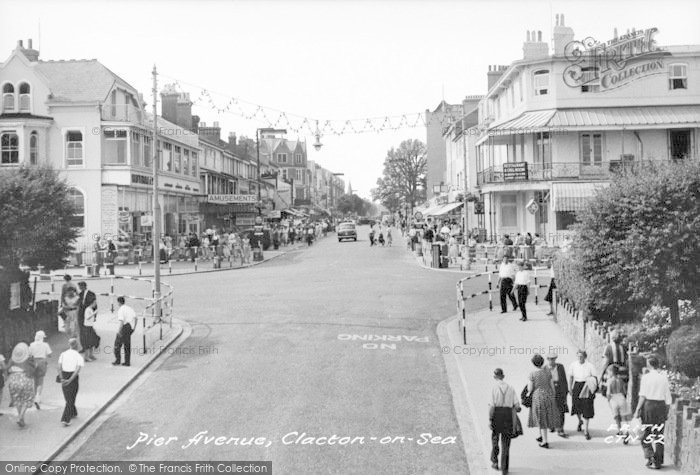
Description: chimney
160,83,180,125
487,64,508,91
191,115,200,132
523,29,549,60
175,92,192,131
553,13,575,56
18,38,40,62
198,122,221,142
228,132,237,147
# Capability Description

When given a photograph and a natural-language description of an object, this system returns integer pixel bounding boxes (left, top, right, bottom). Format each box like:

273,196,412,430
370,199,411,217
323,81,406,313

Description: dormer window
669,64,688,90
533,70,549,96
19,82,31,111
2,83,15,112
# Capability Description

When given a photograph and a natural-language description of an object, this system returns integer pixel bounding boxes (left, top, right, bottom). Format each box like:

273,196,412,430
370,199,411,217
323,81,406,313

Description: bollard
534,269,539,305
143,314,147,353
229,254,233,268
488,272,493,311
194,257,198,272
110,277,115,313
460,281,467,344
169,259,172,275
138,260,142,276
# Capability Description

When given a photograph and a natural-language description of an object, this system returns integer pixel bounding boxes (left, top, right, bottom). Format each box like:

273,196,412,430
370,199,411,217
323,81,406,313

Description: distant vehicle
358,217,372,226
337,222,357,242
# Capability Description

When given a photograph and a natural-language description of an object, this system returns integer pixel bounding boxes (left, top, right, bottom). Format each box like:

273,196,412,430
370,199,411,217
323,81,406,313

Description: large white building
472,16,700,242
0,40,202,261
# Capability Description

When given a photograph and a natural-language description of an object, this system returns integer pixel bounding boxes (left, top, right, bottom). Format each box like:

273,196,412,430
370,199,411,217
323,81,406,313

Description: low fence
455,268,550,344
32,274,174,353
553,292,700,473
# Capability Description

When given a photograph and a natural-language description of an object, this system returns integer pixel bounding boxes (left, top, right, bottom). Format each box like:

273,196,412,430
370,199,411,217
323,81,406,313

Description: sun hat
546,352,558,360
34,330,46,341
11,342,29,364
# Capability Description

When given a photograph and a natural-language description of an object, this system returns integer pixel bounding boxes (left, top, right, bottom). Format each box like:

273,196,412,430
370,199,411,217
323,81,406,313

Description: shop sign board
269,210,282,219
131,174,154,186
140,214,153,226
503,162,529,181
236,217,255,226
526,199,539,214
101,186,119,237
207,194,258,204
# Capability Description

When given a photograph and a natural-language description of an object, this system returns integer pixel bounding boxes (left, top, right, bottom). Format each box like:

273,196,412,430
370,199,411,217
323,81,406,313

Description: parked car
337,222,357,242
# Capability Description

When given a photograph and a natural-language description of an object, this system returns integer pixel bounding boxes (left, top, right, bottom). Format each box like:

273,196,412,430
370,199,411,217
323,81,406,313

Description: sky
1,0,699,199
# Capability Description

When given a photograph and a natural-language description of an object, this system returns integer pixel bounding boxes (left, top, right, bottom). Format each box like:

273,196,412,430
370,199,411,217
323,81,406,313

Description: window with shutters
18,82,31,111
533,70,549,96
2,83,15,112
668,64,687,90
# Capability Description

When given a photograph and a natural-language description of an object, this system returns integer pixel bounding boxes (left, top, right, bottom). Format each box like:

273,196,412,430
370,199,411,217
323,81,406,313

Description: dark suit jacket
552,363,568,395
78,290,97,326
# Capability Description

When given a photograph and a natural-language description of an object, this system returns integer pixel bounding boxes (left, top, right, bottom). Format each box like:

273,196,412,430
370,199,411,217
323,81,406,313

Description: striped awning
552,182,609,212
419,203,444,217
432,201,464,215
550,106,700,128
491,110,557,133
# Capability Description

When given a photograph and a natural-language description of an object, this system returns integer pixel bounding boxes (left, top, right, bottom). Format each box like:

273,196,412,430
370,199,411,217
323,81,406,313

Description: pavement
0,310,185,462
40,241,313,280
438,303,681,474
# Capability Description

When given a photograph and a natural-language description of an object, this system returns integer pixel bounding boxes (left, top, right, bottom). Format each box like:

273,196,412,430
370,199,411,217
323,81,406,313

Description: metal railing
477,158,698,185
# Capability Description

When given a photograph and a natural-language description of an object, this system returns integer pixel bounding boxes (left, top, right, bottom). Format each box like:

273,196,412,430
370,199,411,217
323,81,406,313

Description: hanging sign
503,162,529,180
526,199,539,214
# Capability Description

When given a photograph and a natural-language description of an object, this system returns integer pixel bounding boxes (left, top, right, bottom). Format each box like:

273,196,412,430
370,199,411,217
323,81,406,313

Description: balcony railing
477,158,698,185
100,103,144,123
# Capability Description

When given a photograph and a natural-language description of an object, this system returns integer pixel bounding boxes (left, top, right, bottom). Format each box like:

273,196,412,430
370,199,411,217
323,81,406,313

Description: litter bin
440,243,449,268
253,248,264,262
431,243,441,268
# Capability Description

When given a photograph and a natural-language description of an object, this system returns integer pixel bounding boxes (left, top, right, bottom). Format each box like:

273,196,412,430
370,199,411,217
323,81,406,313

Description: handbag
57,313,66,333
511,408,524,438
521,385,532,408
55,374,62,383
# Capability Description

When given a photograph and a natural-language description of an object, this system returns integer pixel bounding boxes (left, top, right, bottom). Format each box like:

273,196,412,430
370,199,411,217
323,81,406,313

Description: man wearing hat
489,368,520,474
546,352,569,438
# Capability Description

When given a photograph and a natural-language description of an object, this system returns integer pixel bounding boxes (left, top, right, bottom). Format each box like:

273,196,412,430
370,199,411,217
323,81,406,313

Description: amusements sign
503,162,529,181
563,27,670,92
207,194,258,204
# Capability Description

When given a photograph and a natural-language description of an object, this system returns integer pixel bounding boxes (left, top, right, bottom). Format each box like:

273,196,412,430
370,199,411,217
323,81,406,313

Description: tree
572,160,700,328
336,193,372,216
371,139,427,213
0,166,80,270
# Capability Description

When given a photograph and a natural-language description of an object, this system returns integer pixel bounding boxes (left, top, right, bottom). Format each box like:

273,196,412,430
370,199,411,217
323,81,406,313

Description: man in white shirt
633,356,672,470
489,368,520,473
57,338,84,426
113,296,136,367
513,262,531,321
497,257,518,313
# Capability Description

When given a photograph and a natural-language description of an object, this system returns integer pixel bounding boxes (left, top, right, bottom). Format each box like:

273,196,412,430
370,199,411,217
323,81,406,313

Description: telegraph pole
152,65,161,318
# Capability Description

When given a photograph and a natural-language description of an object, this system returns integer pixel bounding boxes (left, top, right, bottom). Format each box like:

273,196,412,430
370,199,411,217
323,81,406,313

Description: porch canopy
551,182,609,212
480,105,700,144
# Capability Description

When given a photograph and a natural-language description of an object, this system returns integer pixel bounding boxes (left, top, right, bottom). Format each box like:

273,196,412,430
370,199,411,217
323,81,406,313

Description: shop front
200,194,260,231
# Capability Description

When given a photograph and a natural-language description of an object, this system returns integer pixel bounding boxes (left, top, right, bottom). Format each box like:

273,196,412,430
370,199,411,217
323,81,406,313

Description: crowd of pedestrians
488,344,673,473
0,274,142,430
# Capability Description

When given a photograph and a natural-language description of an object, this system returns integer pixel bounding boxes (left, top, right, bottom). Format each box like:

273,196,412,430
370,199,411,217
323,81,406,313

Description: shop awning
416,203,442,217
432,201,464,215
491,109,557,133
551,182,609,212
549,105,700,128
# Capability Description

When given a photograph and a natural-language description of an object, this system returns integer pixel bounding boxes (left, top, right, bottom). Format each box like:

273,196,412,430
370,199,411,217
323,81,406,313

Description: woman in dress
62,287,81,340
448,235,459,265
28,331,51,409
544,263,556,316
569,349,597,440
526,353,559,448
82,302,100,361
241,234,251,264
7,342,36,428
546,352,569,438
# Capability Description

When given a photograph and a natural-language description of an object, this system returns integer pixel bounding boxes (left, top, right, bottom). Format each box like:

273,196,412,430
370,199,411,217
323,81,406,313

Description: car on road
337,222,357,242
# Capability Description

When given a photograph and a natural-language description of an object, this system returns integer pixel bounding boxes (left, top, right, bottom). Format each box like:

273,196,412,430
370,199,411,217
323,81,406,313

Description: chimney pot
538,31,542,42
28,39,32,49
561,14,565,26
213,121,219,128
555,14,559,26
526,31,530,42
18,40,23,47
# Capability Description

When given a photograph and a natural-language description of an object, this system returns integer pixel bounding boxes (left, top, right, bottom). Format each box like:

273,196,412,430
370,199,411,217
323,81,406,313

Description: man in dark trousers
57,338,84,426
489,368,520,474
497,257,518,313
633,356,671,470
113,296,136,367
77,281,96,353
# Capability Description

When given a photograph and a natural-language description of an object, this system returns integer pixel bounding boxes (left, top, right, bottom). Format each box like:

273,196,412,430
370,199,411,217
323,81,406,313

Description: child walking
606,365,631,436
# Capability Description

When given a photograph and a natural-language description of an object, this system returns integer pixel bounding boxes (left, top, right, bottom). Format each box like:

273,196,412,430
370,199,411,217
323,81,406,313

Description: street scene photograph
1,0,700,474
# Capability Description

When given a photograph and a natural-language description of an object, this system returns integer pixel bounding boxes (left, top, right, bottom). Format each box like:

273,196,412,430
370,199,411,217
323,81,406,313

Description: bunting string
161,74,471,138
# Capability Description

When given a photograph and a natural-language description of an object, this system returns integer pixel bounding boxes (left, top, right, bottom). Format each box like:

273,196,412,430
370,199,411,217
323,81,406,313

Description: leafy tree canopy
0,166,79,270
336,194,372,216
572,160,700,327
371,139,427,213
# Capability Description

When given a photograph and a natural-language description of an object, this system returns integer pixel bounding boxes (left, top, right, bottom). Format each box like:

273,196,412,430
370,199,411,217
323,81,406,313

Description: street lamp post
151,65,161,318
329,172,344,220
256,128,287,215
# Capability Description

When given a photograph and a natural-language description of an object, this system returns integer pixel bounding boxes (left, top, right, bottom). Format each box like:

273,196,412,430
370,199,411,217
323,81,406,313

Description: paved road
66,227,489,474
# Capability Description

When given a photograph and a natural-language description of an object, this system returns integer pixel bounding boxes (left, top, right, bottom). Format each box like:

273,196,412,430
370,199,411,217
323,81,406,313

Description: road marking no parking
337,334,430,351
